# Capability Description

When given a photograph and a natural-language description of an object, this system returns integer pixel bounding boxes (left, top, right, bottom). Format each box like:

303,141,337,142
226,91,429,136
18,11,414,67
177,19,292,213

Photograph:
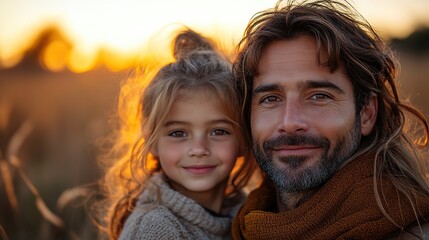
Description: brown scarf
232,153,429,239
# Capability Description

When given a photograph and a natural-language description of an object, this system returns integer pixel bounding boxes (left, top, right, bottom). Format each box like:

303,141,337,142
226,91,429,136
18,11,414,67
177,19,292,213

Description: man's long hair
234,0,429,226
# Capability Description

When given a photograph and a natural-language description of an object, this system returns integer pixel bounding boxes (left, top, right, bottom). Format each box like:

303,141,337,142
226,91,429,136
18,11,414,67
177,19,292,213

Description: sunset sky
1,0,429,72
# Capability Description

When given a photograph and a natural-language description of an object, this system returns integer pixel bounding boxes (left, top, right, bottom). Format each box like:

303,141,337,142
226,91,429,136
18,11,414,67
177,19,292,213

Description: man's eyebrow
252,81,345,94
299,80,345,94
253,83,281,94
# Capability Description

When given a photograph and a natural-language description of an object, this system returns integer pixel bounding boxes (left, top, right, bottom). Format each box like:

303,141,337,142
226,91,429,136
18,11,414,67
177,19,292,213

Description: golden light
1,0,428,73
0,0,276,73
66,48,98,73
41,40,70,72
0,53,23,69
355,0,418,39
99,50,135,72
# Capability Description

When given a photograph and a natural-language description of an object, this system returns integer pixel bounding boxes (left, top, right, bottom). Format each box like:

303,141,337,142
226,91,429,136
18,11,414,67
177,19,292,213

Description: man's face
251,35,368,193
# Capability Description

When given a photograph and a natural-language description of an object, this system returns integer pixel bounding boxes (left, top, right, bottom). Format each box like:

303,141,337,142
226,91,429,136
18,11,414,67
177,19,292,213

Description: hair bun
173,29,214,60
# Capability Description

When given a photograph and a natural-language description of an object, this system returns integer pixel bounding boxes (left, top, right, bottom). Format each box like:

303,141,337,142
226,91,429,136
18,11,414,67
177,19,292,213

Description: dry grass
0,67,124,239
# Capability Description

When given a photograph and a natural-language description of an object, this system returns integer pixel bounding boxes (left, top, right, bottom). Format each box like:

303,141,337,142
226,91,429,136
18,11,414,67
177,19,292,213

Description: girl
98,28,258,239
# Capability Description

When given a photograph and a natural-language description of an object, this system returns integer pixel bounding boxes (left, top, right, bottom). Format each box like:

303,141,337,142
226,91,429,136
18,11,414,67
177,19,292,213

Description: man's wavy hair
234,0,429,226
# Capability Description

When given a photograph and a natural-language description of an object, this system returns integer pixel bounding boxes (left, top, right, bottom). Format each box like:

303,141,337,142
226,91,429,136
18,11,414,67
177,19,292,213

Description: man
232,0,429,239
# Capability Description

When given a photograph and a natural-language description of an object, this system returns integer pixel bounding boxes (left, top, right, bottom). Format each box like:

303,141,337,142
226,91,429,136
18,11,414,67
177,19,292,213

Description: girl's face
153,90,240,200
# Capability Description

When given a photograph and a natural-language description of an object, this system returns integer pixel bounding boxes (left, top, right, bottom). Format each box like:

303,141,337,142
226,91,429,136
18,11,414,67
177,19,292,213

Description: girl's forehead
175,90,220,108
174,88,236,115
176,87,216,101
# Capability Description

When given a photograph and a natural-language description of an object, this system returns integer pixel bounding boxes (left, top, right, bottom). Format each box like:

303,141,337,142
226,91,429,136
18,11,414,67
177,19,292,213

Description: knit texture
232,152,429,240
119,173,236,240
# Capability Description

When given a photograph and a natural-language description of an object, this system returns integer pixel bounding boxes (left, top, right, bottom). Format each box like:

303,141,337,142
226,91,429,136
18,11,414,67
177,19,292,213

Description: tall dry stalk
0,112,66,238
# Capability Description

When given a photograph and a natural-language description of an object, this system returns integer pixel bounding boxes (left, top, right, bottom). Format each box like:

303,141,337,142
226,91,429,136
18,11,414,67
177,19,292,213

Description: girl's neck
168,179,227,214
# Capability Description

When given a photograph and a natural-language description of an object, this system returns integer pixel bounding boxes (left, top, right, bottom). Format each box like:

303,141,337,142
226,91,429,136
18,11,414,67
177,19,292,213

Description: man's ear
360,94,378,136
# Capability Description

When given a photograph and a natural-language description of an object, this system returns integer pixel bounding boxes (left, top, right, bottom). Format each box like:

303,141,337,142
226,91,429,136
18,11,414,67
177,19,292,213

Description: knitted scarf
232,153,429,239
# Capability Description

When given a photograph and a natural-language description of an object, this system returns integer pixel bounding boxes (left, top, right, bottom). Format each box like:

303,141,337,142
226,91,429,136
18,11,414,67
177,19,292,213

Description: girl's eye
168,131,187,137
261,95,280,103
211,129,230,136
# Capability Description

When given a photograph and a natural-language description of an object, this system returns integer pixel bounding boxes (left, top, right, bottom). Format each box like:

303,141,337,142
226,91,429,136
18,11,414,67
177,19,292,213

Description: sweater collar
138,173,232,235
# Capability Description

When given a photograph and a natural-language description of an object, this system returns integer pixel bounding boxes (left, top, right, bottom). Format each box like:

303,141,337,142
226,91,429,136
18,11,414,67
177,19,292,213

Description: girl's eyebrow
164,121,188,127
210,119,234,125
164,119,233,127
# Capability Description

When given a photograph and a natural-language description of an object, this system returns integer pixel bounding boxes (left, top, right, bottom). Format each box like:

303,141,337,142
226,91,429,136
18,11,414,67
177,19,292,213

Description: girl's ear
360,94,378,136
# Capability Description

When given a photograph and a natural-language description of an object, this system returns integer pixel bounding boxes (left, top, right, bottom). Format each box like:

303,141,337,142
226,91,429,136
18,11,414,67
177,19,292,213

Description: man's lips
272,145,320,155
183,165,217,174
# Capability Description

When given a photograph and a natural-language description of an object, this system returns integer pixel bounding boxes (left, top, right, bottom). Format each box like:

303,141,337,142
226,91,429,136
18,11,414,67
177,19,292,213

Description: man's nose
188,136,210,157
278,99,309,134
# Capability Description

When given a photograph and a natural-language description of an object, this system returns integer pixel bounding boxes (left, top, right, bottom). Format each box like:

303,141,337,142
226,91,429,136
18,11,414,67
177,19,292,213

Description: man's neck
276,189,318,212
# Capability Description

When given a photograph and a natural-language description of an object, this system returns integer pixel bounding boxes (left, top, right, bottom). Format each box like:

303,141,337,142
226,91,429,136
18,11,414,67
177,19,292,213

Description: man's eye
261,95,280,103
168,131,187,137
310,93,331,100
211,129,230,136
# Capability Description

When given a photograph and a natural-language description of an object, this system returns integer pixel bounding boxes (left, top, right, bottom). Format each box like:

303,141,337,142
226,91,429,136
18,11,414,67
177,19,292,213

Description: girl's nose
188,137,210,157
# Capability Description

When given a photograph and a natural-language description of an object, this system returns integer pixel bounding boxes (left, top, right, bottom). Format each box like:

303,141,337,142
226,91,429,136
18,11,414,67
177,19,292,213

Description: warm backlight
1,0,428,73
41,40,70,72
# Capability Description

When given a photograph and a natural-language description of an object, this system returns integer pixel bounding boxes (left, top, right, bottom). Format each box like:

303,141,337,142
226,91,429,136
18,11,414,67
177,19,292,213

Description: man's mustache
261,134,330,150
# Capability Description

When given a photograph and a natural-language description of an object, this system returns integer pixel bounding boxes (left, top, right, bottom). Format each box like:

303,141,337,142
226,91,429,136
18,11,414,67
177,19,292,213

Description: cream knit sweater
119,173,237,240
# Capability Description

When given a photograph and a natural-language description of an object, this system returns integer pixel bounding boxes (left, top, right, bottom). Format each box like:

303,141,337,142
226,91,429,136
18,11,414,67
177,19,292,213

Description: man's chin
269,164,329,192
275,155,319,171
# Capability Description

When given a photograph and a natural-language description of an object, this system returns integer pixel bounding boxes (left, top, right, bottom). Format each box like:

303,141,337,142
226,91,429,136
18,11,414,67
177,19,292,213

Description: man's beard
253,119,361,193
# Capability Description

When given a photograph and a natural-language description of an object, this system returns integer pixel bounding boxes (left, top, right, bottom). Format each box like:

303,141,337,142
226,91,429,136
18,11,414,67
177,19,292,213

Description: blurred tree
391,27,429,55
10,25,73,72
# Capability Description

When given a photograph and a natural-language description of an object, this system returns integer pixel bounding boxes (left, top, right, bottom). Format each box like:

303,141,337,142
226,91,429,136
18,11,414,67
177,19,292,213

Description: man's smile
272,145,321,157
